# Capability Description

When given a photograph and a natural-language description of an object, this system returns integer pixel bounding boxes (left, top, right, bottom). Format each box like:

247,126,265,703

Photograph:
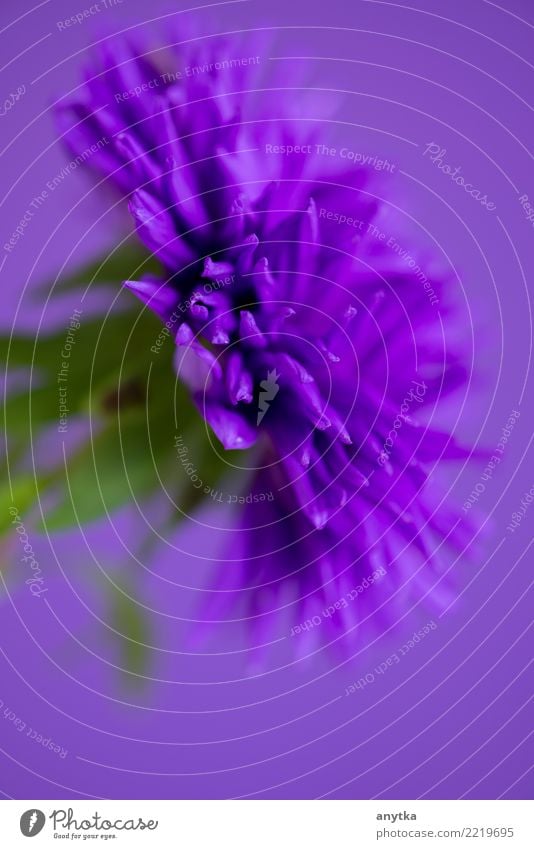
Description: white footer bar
1,799,532,847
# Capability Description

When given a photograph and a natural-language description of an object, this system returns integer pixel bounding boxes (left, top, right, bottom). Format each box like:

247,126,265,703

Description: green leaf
3,381,61,432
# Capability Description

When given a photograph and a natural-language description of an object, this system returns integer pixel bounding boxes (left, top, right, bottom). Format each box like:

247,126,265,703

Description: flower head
60,35,473,654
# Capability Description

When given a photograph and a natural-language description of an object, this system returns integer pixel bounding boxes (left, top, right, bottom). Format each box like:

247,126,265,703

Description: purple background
0,0,532,799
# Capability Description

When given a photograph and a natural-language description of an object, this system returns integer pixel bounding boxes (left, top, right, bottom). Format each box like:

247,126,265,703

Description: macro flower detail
59,36,473,651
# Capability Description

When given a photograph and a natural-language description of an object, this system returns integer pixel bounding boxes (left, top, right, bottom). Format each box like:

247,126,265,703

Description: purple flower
60,36,474,654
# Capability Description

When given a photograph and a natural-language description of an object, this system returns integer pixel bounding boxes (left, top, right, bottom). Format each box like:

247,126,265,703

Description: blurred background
0,0,532,799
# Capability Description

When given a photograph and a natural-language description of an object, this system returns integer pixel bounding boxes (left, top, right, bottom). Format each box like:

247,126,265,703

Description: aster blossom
59,35,473,652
